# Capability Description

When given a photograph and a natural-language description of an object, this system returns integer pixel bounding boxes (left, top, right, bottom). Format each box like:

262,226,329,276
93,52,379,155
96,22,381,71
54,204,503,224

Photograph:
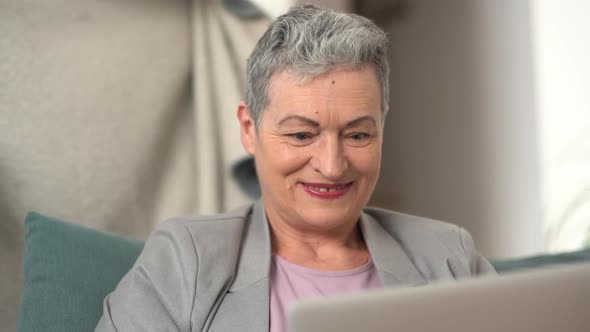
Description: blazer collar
360,211,426,287
216,200,270,332
229,199,272,292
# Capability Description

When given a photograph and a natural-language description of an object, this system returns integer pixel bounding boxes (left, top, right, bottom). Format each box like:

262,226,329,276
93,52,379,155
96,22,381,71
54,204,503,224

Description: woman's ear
237,101,256,155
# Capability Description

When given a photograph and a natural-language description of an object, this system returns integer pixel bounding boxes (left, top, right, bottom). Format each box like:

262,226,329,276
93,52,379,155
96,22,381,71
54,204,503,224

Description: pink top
269,254,382,332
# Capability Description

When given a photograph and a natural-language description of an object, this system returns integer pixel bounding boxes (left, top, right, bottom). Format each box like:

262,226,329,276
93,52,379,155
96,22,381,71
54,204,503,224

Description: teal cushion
18,212,144,332
491,247,590,273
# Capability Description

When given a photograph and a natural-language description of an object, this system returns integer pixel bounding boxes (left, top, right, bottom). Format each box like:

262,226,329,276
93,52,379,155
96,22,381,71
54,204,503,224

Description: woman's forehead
269,66,380,94
265,68,382,122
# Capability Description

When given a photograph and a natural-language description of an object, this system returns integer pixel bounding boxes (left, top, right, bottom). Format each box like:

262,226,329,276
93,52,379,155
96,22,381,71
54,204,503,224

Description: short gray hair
246,4,390,128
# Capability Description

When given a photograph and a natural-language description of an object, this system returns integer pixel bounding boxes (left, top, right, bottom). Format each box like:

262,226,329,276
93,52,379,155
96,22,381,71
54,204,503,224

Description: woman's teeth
307,184,346,192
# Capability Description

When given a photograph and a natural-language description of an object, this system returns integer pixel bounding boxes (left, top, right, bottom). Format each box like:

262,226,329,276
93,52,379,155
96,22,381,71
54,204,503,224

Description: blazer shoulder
145,204,254,270
157,204,254,237
97,205,255,331
363,206,464,243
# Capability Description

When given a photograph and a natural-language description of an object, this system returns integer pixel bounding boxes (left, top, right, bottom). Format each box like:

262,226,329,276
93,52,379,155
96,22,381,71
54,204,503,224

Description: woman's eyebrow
278,115,320,127
277,115,377,128
345,116,376,128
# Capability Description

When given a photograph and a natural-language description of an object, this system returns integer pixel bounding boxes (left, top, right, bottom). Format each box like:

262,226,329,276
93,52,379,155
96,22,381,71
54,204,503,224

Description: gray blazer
96,200,495,331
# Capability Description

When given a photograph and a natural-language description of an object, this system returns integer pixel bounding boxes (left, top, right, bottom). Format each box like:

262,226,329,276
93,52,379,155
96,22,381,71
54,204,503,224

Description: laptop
288,263,590,332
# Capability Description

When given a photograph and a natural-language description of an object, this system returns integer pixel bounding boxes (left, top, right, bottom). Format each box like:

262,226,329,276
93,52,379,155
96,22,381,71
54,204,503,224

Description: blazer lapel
207,200,272,332
360,211,427,287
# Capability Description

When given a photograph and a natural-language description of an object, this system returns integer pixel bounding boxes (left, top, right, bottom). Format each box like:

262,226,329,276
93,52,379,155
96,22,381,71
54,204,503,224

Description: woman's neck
268,215,370,271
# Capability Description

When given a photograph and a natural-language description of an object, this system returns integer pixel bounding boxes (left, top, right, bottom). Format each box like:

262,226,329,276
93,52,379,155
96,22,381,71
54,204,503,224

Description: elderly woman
96,5,494,332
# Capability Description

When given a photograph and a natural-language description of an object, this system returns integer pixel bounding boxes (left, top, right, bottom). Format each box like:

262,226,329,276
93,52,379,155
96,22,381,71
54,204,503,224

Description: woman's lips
300,182,353,199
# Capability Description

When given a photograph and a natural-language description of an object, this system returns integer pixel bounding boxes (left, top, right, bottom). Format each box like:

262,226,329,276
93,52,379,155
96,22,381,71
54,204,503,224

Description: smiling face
238,66,384,236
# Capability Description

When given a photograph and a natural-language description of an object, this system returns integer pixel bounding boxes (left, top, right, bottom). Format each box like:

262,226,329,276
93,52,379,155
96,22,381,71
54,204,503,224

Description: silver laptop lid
288,263,590,332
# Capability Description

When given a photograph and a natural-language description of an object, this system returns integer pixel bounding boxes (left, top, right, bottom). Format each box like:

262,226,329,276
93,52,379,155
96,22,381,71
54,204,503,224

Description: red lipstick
300,182,353,199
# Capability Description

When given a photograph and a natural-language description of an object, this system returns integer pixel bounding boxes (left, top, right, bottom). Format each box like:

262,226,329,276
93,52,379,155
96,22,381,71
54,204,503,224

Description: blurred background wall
369,0,543,260
369,0,590,259
2,0,589,330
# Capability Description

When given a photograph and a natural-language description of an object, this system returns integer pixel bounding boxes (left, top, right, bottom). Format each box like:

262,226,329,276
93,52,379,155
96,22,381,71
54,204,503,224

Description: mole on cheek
332,80,336,85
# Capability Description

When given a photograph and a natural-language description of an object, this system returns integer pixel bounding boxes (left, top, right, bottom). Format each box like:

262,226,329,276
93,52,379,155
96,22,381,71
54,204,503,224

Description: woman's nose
310,136,348,180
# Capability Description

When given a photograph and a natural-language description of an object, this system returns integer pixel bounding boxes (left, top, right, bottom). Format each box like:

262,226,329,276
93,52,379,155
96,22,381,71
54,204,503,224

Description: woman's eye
290,132,312,141
349,132,370,140
346,132,373,147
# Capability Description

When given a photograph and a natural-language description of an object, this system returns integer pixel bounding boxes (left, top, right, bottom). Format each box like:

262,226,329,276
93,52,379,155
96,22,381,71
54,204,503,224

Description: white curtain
0,1,354,328
0,0,274,328
192,0,271,213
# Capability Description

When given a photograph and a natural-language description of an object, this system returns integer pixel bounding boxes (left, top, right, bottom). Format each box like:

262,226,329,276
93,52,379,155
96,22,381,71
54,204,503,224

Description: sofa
17,212,590,331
